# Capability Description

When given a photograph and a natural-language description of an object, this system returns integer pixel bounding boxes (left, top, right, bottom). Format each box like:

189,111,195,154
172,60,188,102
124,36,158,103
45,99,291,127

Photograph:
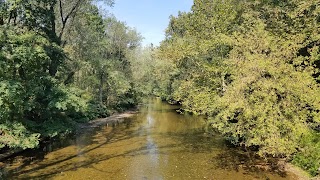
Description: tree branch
59,0,64,23
58,0,82,40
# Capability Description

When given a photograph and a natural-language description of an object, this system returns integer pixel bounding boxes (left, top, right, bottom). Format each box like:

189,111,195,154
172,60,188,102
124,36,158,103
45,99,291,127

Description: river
3,98,299,179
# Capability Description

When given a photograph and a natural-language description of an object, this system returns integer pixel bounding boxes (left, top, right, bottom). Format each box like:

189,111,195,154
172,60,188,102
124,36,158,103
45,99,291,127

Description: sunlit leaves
0,122,40,149
158,0,320,161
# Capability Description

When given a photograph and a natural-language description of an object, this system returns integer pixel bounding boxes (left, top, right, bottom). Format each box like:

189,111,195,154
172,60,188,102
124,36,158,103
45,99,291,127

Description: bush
0,122,40,149
292,132,320,176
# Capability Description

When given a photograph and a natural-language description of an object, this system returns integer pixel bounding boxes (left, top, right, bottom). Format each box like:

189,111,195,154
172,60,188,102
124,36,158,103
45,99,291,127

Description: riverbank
285,163,313,180
0,105,315,180
0,110,138,163
77,110,137,129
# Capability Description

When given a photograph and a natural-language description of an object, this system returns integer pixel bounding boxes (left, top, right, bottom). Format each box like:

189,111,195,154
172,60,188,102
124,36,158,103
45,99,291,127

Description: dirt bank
77,110,137,129
285,163,316,180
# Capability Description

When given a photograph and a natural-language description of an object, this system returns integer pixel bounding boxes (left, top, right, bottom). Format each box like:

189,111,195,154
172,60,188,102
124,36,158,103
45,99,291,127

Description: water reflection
3,98,298,180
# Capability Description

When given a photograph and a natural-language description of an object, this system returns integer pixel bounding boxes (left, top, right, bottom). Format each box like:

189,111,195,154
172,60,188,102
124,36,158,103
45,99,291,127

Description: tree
0,0,116,149
62,4,143,114
157,0,320,161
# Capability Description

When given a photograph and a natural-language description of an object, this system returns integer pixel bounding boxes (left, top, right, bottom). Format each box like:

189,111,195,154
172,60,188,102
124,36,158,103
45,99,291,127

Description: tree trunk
99,73,104,105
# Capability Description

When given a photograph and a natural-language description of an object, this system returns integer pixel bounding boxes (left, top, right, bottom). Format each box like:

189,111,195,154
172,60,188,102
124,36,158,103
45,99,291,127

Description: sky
104,0,193,46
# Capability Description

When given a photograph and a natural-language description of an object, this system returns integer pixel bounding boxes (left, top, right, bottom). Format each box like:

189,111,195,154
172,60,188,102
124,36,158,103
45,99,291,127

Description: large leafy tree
0,0,117,149
157,0,320,163
63,6,143,113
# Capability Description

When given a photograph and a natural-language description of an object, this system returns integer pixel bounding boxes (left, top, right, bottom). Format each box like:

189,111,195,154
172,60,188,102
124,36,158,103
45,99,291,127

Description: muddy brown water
2,98,299,180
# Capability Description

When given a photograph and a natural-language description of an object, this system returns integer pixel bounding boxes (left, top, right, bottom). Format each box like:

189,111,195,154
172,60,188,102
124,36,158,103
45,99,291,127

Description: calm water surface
4,99,298,179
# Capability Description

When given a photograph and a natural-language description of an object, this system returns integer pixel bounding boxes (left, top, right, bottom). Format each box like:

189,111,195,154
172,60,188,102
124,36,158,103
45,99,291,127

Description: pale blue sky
105,0,193,46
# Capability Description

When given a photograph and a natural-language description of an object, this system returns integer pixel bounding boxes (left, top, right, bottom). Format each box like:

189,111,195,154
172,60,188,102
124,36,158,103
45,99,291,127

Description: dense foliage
1,0,319,177
155,0,320,176
0,0,143,150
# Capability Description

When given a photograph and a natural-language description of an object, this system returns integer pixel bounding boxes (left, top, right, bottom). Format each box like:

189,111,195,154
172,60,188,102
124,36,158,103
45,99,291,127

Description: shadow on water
3,98,294,180
210,148,288,179
6,128,178,179
163,130,288,179
5,127,135,179
7,133,288,179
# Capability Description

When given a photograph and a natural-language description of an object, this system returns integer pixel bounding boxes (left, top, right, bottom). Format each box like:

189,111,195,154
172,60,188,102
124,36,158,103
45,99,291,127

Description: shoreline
285,163,315,180
0,110,138,163
77,110,138,130
0,109,315,180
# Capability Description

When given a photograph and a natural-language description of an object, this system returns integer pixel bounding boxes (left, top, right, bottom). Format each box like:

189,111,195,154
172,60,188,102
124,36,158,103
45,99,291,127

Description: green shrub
292,132,320,176
0,122,40,149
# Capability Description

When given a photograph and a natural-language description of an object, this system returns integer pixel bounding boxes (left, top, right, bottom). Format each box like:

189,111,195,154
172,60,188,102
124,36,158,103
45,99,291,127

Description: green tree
62,4,143,114
0,0,115,149
157,0,320,165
